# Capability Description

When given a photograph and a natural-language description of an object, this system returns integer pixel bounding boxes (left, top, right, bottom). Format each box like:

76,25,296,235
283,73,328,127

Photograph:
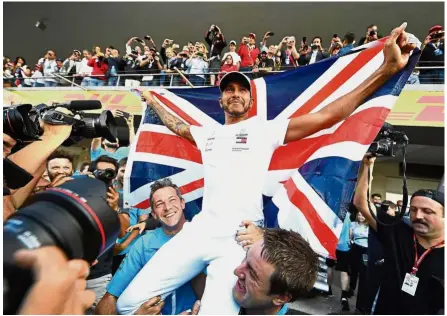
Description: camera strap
366,146,409,226
41,110,77,126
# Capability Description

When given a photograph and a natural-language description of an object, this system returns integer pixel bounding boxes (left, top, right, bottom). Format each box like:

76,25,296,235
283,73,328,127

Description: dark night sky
3,2,445,64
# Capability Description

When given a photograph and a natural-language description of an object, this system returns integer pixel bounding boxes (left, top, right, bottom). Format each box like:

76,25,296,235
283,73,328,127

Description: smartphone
135,38,145,44
144,35,152,41
302,36,307,43
267,32,275,37
333,34,338,38
117,110,130,119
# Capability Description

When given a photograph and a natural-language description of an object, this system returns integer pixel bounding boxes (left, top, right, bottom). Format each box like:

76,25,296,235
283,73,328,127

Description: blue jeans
33,82,45,87
82,77,106,86
141,80,156,86
44,81,57,87
108,76,119,86
189,75,206,86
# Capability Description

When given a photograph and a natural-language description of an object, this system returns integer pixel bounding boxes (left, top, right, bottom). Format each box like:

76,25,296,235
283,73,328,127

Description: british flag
124,37,420,257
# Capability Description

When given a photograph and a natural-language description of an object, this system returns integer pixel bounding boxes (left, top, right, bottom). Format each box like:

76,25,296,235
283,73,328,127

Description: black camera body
3,101,117,148
3,178,120,314
368,123,409,157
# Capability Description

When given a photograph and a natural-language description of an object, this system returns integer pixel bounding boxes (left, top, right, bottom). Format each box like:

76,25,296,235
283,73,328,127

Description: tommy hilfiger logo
236,133,248,144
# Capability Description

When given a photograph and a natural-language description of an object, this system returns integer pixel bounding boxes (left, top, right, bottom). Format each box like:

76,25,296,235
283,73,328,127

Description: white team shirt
190,116,289,226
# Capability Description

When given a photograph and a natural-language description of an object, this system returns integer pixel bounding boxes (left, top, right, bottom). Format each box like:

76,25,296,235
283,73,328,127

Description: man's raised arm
353,155,377,231
284,22,415,143
141,90,196,145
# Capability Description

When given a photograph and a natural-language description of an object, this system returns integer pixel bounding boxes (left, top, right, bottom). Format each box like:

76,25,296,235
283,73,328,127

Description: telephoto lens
3,177,120,314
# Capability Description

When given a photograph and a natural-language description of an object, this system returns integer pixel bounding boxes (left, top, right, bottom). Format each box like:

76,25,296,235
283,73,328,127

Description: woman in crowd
329,42,343,57
349,211,370,313
185,42,209,86
216,54,238,86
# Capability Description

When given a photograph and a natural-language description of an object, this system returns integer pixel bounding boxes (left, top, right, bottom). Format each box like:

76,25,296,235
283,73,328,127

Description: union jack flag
124,38,420,257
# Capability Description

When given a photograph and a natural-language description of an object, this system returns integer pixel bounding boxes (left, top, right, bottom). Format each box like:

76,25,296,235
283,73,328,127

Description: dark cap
219,71,251,92
249,33,256,39
411,189,444,207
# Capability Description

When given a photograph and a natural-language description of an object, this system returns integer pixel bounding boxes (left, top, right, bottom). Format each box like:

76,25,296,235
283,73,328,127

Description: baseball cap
429,25,443,34
261,47,268,54
219,71,251,93
229,40,237,45
411,189,444,207
149,47,157,52
249,33,256,39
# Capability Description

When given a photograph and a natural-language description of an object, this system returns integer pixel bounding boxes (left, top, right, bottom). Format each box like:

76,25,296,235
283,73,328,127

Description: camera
368,123,409,157
3,177,120,314
3,100,117,147
431,31,445,40
369,30,377,36
93,168,116,187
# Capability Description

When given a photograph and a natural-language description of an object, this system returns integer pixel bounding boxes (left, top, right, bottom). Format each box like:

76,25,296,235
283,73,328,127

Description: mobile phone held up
118,110,130,120
267,31,275,37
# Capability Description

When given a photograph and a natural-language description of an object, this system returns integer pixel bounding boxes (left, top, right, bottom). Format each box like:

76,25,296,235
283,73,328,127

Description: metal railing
4,66,445,89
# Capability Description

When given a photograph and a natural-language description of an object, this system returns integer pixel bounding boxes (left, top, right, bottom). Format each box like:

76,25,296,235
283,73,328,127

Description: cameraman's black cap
411,189,444,207
219,71,251,93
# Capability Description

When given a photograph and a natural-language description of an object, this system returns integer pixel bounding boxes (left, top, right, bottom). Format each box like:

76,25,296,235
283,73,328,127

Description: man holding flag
118,23,417,315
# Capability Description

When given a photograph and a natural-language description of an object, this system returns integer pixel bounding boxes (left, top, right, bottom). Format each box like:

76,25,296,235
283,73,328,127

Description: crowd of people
3,22,444,316
3,24,445,89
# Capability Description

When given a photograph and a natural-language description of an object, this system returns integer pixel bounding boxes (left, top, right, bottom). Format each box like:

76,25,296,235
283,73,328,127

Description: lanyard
412,234,444,274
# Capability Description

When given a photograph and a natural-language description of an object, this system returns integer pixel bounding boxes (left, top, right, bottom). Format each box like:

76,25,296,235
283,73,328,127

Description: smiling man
46,151,74,181
118,23,417,315
233,229,318,315
96,178,197,315
354,156,445,314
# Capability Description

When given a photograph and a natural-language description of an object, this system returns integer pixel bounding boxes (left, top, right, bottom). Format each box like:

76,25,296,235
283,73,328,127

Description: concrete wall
371,161,440,201
4,2,444,64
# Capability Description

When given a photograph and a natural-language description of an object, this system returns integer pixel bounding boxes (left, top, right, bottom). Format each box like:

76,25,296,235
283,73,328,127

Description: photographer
105,47,125,87
90,110,134,162
276,36,300,70
3,108,72,220
85,48,108,87
13,246,95,314
353,155,444,315
305,36,329,65
138,49,163,87
38,50,58,87
60,50,82,86
358,24,381,46
85,155,123,314
205,24,227,85
238,33,260,72
185,44,209,86
419,25,444,84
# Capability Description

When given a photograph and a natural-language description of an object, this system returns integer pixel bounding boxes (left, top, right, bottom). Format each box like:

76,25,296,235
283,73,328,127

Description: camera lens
3,178,120,314
3,104,40,141
74,110,117,142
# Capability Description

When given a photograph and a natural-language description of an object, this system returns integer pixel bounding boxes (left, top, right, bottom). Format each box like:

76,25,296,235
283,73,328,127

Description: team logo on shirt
235,130,248,144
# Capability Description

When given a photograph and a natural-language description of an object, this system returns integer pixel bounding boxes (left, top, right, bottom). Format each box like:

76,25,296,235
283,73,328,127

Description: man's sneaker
341,298,350,311
347,288,354,298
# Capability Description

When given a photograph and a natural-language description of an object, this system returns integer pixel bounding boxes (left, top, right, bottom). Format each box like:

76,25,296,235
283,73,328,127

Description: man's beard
223,98,250,117
48,170,72,181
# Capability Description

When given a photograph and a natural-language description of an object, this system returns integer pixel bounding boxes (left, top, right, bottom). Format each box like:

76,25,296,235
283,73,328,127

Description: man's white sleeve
189,125,206,151
265,119,291,149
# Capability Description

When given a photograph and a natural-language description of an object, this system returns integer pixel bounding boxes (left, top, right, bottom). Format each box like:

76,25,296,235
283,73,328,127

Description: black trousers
350,244,369,313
